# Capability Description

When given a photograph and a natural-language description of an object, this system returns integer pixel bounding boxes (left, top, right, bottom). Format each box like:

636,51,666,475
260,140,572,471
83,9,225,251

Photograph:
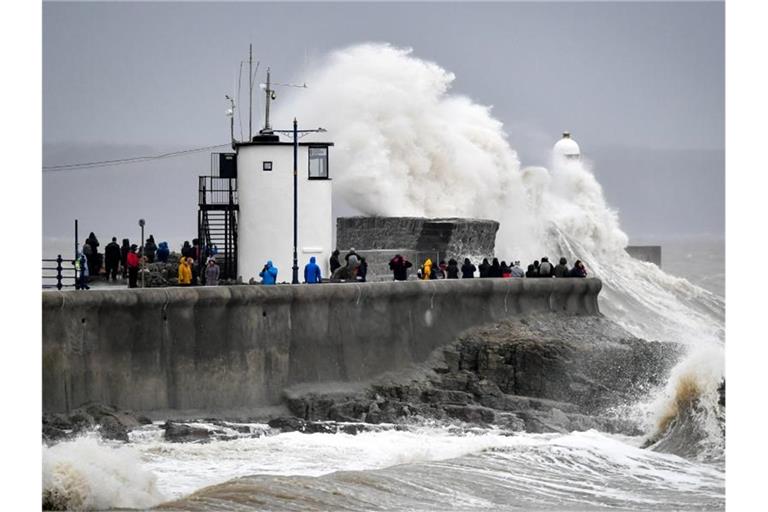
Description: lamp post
273,119,326,284
138,218,145,288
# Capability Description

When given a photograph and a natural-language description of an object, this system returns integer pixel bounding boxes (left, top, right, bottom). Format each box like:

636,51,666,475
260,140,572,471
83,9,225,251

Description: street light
138,218,146,288
273,119,327,284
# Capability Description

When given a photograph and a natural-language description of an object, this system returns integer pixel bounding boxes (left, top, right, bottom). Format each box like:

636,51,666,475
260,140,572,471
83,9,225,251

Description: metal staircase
198,154,238,280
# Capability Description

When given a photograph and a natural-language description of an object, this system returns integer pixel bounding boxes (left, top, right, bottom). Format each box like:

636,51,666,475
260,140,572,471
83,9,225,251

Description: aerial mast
248,44,253,140
262,68,274,134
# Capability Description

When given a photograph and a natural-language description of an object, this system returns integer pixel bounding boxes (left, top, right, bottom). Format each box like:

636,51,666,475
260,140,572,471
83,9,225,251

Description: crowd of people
390,254,588,281
73,231,587,290
253,250,588,286
74,231,222,290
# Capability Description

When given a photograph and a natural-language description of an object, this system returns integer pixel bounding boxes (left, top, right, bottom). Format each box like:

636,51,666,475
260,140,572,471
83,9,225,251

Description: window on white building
263,161,272,171
308,146,328,179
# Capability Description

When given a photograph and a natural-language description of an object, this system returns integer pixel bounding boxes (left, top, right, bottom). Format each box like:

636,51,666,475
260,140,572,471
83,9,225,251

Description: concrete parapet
42,278,602,413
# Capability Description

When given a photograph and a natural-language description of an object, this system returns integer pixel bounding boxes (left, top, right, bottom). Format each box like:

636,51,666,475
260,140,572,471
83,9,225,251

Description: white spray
277,43,724,447
42,436,165,510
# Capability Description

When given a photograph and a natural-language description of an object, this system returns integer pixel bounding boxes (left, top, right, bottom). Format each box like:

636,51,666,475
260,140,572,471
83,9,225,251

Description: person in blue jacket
304,256,322,284
260,260,278,285
156,241,170,263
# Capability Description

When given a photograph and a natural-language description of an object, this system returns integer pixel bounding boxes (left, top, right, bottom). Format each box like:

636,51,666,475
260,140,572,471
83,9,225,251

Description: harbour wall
42,278,602,413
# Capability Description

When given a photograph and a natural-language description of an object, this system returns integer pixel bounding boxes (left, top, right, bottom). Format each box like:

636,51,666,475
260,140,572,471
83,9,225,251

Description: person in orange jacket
178,257,193,286
421,258,433,280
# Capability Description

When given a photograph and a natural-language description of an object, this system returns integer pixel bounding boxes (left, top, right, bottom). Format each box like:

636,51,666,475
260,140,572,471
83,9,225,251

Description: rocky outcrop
42,402,150,443
282,315,683,435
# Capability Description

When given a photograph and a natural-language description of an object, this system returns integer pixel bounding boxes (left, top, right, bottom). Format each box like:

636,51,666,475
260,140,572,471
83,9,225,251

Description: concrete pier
42,278,601,413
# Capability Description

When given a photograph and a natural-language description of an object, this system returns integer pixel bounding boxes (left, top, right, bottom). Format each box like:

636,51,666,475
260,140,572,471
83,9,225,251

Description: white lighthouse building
553,131,581,160
235,130,334,283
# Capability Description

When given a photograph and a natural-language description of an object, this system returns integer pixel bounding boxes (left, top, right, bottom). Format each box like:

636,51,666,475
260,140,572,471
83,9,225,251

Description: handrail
41,254,77,290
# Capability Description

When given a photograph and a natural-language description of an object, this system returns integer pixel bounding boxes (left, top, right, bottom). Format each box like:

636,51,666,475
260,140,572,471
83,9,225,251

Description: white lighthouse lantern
553,131,581,160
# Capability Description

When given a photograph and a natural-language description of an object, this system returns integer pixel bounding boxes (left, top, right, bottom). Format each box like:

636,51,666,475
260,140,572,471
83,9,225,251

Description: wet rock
444,405,496,424
494,412,526,431
421,389,473,406
273,315,683,436
442,349,461,373
67,410,95,432
43,413,72,431
136,415,153,425
268,417,306,432
42,424,70,443
163,421,217,443
328,401,369,422
98,415,130,442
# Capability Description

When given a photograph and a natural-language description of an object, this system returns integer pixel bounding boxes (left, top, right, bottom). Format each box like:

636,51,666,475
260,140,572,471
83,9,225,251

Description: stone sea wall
42,278,601,414
336,216,499,256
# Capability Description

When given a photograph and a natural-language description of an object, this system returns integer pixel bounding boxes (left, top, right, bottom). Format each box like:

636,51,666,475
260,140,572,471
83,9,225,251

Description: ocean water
42,44,725,511
43,425,723,511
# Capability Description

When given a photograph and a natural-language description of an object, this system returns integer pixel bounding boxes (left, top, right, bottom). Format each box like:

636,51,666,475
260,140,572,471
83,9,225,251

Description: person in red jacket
126,244,140,288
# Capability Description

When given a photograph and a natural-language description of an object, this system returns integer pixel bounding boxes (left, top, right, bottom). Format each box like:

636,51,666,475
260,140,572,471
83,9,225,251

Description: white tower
553,131,581,160
236,133,334,283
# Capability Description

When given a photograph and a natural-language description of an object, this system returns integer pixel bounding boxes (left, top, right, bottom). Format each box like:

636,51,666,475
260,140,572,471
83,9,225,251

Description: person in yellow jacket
178,257,193,286
421,258,433,280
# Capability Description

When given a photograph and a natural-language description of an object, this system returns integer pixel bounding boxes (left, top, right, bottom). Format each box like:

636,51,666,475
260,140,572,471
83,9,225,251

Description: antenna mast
262,68,274,134
248,44,254,141
260,69,307,135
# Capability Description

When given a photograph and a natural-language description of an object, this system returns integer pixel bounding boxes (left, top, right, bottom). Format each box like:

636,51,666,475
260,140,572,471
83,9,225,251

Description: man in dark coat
489,258,502,278
461,258,476,278
388,254,412,281
144,235,157,263
554,257,569,277
478,258,491,278
120,239,131,278
329,250,341,274
86,232,100,275
446,258,460,279
104,237,121,282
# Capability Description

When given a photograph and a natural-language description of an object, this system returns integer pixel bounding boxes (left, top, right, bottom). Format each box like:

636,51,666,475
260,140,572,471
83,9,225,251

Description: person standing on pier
74,252,90,290
538,257,554,278
446,258,460,279
478,258,491,278
156,241,170,263
420,258,433,280
86,232,100,275
329,250,341,275
260,260,278,285
205,258,220,286
554,257,569,278
104,237,121,282
120,239,130,279
389,254,412,281
304,256,322,284
489,258,502,278
126,244,140,288
357,257,368,282
178,257,193,286
461,258,476,278
144,235,157,263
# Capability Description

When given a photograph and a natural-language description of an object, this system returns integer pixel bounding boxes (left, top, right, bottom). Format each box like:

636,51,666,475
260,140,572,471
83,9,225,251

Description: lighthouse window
262,161,272,171
308,146,328,179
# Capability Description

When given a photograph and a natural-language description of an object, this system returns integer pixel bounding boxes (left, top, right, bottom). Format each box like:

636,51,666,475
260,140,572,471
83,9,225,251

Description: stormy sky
43,1,724,251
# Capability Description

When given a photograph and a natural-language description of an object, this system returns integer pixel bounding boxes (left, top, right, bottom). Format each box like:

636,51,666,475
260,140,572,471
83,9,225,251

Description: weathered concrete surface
42,278,601,413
